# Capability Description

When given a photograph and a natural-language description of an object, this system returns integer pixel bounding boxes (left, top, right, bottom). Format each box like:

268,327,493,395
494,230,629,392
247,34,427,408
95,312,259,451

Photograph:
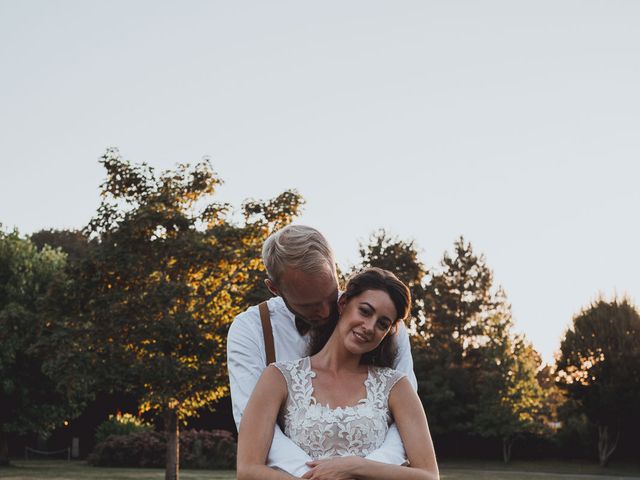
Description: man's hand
301,456,361,480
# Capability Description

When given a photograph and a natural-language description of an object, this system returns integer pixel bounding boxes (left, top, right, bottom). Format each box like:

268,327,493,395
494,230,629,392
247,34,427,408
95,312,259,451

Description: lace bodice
272,357,406,460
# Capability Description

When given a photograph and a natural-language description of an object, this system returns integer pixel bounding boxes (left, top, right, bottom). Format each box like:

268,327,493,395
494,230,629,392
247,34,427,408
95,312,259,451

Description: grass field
1,460,639,480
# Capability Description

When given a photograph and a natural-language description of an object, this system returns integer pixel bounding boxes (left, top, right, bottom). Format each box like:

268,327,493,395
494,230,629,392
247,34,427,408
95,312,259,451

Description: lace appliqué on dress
272,357,405,460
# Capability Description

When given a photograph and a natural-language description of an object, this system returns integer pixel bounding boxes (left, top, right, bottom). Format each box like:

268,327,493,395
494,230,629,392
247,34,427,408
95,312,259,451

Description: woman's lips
352,330,369,343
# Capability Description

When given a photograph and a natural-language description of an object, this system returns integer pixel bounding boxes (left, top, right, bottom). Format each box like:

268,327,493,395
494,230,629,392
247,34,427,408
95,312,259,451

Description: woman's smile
352,330,370,343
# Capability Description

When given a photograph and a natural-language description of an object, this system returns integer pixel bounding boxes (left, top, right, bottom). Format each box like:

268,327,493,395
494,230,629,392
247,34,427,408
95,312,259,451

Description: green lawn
0,461,233,480
438,459,640,480
1,460,639,480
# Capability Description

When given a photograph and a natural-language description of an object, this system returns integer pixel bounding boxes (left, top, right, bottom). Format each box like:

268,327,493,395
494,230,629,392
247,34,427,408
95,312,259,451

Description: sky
1,0,639,364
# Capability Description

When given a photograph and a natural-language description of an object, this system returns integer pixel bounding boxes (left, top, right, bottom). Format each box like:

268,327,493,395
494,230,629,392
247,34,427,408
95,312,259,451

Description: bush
95,412,154,445
88,429,236,469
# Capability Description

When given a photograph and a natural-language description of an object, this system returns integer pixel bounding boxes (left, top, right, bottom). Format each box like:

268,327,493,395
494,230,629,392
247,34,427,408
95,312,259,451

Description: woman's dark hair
308,267,411,368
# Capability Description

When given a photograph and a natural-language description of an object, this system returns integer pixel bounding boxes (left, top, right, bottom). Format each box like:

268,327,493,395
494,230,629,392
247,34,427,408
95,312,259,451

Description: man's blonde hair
262,225,336,286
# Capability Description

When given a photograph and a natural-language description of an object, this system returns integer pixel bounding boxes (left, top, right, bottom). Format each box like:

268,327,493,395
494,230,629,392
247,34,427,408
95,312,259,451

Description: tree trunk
598,424,620,467
165,410,179,480
0,430,9,466
502,436,513,464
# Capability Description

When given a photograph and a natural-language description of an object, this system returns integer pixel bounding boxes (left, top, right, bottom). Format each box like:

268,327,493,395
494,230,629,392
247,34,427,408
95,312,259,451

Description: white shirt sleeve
391,321,418,390
364,321,417,465
227,310,312,477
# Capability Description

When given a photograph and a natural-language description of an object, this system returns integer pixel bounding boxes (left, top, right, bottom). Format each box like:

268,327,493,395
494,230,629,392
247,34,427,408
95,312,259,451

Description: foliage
94,412,153,445
552,397,594,458
58,148,303,479
88,429,236,469
0,228,90,465
30,229,91,265
415,237,499,435
423,236,497,357
410,236,548,464
535,364,565,431
555,297,640,466
472,293,546,462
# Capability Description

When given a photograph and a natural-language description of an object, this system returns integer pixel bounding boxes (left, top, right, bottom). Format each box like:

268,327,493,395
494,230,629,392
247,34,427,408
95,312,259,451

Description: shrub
88,429,236,469
94,412,154,445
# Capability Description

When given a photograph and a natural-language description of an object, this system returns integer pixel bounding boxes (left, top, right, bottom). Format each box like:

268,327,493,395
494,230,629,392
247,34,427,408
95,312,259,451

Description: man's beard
280,294,339,336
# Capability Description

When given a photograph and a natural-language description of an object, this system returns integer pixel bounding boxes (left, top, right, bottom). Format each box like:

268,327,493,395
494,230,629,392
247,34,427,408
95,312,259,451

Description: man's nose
317,302,331,320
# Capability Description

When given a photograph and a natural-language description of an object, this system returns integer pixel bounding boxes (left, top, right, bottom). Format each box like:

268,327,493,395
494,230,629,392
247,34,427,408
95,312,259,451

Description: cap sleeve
271,361,294,392
381,367,407,411
386,369,406,394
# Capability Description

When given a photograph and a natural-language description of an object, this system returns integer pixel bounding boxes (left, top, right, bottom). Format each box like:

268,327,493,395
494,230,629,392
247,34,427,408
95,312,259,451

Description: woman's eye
359,307,372,316
377,320,391,330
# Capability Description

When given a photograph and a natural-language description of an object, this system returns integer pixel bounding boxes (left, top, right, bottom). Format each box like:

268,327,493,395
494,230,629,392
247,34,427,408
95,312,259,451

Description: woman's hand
302,456,362,480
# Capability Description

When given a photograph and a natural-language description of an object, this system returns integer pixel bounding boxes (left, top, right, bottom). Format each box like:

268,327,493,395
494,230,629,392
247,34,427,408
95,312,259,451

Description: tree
415,237,498,434
423,236,497,359
30,229,91,265
472,291,546,463
61,149,303,480
357,229,427,328
0,228,89,465
555,298,640,466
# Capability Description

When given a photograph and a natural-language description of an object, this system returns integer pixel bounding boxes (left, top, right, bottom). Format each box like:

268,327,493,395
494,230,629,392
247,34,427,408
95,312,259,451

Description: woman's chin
343,341,365,356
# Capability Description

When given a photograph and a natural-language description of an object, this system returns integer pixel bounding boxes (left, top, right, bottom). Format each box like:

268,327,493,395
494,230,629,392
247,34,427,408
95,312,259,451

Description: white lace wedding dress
272,356,406,460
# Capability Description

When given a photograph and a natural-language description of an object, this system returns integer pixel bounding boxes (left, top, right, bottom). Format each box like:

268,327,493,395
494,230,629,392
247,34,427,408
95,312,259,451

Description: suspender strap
259,301,276,366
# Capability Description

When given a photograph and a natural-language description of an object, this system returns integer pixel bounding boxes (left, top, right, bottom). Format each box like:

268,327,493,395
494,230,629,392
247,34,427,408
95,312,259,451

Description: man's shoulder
228,296,290,337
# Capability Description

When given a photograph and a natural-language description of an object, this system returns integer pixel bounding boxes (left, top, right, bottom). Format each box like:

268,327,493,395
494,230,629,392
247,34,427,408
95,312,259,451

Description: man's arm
364,321,417,465
392,321,418,390
227,312,312,477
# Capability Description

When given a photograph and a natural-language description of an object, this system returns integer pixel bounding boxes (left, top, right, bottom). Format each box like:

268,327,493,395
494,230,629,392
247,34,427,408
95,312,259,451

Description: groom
227,225,417,477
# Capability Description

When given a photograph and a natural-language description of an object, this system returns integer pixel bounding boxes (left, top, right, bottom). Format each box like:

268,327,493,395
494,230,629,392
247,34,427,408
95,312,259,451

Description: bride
237,267,439,480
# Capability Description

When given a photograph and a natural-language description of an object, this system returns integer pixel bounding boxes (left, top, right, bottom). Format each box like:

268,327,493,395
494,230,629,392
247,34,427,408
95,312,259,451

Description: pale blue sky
1,1,639,363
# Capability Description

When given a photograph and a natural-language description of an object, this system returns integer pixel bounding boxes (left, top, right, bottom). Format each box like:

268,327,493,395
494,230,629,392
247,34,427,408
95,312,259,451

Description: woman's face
338,289,397,355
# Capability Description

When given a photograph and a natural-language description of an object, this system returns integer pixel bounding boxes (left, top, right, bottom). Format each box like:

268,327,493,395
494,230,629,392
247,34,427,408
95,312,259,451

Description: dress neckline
302,356,372,411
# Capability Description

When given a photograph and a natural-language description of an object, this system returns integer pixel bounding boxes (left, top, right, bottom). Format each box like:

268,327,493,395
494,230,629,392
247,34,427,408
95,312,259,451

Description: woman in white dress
237,267,439,480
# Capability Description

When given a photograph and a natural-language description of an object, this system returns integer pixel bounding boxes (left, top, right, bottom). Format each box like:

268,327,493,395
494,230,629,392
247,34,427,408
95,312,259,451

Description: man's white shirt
227,296,418,477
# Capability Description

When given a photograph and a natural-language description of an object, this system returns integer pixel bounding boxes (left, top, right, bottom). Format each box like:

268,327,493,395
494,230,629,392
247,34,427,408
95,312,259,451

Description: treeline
356,231,640,466
1,150,639,475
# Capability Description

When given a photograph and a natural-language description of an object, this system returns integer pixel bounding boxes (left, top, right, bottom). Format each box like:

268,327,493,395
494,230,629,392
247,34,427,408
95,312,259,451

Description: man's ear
265,278,280,297
337,294,347,315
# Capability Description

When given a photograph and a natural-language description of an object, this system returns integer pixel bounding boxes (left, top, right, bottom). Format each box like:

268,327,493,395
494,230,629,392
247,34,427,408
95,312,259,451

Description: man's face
273,266,339,328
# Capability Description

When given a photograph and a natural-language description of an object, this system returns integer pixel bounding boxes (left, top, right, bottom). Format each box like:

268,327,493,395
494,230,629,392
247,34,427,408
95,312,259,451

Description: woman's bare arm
386,377,439,478
237,365,299,480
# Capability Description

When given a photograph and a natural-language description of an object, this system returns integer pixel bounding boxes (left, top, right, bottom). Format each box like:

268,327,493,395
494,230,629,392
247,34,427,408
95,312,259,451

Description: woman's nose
362,317,375,333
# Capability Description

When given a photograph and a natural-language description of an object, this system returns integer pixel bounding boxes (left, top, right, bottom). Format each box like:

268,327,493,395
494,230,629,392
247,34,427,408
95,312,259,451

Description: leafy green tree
473,291,546,463
357,229,427,328
556,298,640,466
0,229,88,465
30,229,91,265
61,149,303,480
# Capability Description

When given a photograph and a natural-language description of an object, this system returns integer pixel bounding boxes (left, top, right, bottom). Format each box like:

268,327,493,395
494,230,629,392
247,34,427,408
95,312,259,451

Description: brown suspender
259,301,275,366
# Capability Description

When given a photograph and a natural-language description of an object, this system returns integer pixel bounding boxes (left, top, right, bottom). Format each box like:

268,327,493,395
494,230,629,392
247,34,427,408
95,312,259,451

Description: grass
0,461,233,480
438,459,640,480
1,460,639,480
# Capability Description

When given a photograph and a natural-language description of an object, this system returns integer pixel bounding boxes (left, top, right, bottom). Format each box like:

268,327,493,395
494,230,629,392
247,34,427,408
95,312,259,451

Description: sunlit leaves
66,149,304,424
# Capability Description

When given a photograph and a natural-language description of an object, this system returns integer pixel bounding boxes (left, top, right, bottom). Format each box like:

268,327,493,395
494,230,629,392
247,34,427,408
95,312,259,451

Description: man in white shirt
227,225,417,477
